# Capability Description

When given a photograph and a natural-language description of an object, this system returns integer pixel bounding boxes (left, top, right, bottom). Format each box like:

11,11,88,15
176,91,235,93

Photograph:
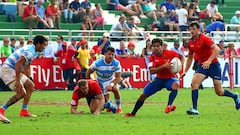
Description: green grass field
0,88,240,135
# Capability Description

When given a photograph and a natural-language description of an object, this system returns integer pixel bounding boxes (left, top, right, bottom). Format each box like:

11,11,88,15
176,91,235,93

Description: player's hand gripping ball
171,57,182,74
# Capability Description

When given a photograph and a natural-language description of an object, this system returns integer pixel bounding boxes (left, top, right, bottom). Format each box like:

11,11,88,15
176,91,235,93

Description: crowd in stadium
0,0,239,32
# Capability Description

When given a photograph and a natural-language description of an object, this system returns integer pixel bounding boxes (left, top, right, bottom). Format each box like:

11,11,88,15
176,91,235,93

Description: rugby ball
171,57,182,74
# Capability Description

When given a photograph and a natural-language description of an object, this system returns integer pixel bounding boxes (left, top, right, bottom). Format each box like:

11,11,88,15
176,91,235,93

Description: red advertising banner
0,57,149,90
116,57,149,88
30,58,66,90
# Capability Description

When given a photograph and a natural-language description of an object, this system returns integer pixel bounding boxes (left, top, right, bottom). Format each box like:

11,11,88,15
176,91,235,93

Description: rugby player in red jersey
125,38,184,117
180,21,240,115
71,79,115,115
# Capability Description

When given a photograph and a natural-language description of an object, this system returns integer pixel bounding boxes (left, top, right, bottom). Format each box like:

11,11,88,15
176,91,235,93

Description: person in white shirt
176,3,188,31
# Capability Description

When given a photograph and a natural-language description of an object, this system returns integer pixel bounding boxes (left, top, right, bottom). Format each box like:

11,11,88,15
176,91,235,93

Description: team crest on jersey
111,67,116,70
164,56,168,61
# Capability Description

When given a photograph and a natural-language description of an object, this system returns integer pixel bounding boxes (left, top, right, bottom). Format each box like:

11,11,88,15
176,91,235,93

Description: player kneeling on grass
125,38,184,117
0,35,48,124
71,79,116,115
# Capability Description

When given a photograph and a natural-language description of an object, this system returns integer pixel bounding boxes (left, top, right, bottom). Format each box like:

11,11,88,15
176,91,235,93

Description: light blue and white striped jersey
90,57,121,83
4,45,38,69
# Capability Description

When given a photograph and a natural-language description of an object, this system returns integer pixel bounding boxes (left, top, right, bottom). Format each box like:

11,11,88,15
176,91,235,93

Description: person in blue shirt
115,40,129,57
97,33,111,54
35,0,50,28
0,35,48,124
159,0,176,13
206,21,225,33
69,0,85,23
86,47,123,113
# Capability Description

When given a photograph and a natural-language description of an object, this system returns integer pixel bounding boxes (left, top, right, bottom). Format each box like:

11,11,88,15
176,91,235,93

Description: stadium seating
0,0,238,41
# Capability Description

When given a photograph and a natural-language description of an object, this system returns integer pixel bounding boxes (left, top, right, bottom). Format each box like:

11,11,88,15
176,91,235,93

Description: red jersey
71,80,102,106
45,5,58,18
55,47,77,70
188,34,218,64
149,50,180,79
22,5,37,20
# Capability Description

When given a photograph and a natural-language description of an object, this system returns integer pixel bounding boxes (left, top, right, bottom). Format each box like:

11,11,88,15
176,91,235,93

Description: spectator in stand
35,0,50,29
0,37,12,58
77,39,90,79
110,15,135,41
202,0,223,22
15,36,25,50
97,33,111,54
125,1,146,18
106,0,137,16
92,3,105,30
175,0,185,9
68,38,78,50
69,0,85,23
139,0,161,24
127,40,139,58
42,36,54,58
80,16,94,41
158,11,180,37
217,40,226,57
141,39,152,58
10,38,16,53
176,3,188,31
188,3,200,23
141,39,153,81
80,0,92,11
170,41,184,55
230,10,240,31
180,39,189,57
116,40,129,57
216,0,225,7
224,42,239,58
81,0,98,29
126,16,144,39
162,42,169,50
158,0,176,13
61,0,73,23
55,41,78,90
45,1,61,29
89,49,96,65
206,21,225,34
22,0,40,29
56,35,64,52
188,3,205,33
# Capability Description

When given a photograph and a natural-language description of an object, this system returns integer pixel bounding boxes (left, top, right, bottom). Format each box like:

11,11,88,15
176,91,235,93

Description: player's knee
171,82,179,90
25,79,35,92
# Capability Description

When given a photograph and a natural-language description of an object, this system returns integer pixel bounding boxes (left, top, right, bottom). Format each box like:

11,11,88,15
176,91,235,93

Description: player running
180,21,240,115
0,35,48,123
125,38,184,117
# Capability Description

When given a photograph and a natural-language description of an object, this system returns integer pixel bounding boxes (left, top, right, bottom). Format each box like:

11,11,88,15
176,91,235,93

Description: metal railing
0,29,239,42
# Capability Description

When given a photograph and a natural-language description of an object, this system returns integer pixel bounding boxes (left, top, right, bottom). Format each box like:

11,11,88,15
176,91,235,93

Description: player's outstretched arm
180,54,194,79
